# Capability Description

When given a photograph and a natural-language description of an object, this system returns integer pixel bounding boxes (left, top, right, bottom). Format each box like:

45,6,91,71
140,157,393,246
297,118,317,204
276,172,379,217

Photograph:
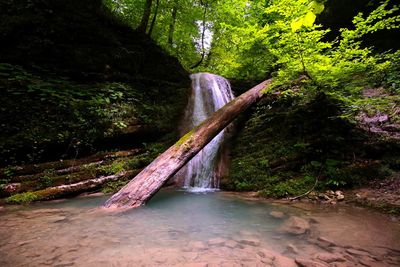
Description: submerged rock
186,241,208,251
270,211,285,219
286,244,299,254
274,254,298,267
315,252,346,263
224,240,238,248
236,237,261,247
208,237,226,246
280,216,310,235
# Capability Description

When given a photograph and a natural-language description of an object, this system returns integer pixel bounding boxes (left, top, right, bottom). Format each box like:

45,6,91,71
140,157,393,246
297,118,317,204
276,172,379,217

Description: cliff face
0,0,190,165
0,0,188,83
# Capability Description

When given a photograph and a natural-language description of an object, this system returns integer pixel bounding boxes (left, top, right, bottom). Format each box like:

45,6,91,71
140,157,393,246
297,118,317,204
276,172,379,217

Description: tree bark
190,4,208,69
137,0,153,33
168,1,178,46
103,79,272,210
147,0,160,36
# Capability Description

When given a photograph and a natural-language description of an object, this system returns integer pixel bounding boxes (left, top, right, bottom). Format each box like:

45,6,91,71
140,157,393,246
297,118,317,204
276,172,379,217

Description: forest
0,0,399,266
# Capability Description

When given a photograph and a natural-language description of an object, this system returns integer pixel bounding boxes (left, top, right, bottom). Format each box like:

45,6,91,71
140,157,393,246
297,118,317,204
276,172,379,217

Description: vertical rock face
174,73,234,190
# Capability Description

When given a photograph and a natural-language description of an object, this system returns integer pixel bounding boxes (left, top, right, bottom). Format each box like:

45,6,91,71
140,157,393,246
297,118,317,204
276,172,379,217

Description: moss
176,130,194,146
99,159,127,175
6,192,39,204
101,179,130,194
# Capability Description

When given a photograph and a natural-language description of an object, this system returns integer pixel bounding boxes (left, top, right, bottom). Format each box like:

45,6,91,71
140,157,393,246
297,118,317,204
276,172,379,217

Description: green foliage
100,159,127,175
260,175,315,198
1,63,186,164
102,179,129,194
6,192,39,204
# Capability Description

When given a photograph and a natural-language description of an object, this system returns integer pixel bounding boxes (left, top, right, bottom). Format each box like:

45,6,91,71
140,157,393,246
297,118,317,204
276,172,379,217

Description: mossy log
104,79,272,210
1,149,140,181
6,170,139,203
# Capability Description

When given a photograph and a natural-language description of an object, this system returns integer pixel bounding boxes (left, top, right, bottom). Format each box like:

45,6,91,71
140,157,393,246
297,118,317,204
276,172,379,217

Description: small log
2,149,140,182
6,170,138,203
104,79,272,210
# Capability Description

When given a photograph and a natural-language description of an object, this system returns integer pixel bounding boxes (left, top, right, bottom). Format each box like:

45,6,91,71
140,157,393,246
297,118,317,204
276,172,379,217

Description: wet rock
295,258,329,267
47,215,67,223
358,256,384,267
237,237,261,247
4,183,21,193
224,240,238,248
274,254,297,267
280,216,310,235
318,193,331,201
346,248,372,257
208,237,226,246
270,211,285,219
286,244,299,254
315,252,346,263
257,249,276,260
317,237,336,247
336,194,345,201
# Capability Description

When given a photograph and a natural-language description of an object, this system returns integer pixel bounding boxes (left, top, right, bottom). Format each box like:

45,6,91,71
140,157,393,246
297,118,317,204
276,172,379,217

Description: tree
138,0,153,33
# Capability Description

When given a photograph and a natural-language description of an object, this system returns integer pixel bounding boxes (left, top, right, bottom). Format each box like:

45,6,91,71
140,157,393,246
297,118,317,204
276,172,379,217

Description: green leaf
291,17,303,32
309,1,324,14
303,11,316,27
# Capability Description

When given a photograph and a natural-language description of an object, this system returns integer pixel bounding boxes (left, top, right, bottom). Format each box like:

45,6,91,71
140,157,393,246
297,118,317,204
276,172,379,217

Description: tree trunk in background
190,4,207,69
168,1,178,46
103,79,272,210
147,0,160,36
138,0,153,33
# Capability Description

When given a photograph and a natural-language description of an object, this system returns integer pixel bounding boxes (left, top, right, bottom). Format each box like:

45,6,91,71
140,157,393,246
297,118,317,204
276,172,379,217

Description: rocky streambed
0,190,399,266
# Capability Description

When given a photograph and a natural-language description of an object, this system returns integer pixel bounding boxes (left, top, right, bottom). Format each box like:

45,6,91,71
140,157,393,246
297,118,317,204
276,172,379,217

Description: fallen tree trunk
5,170,140,203
104,79,272,210
1,149,140,180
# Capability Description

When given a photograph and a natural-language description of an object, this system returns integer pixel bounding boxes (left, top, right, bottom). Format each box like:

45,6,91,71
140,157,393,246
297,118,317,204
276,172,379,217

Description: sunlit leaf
303,11,316,27
291,17,303,32
309,1,324,14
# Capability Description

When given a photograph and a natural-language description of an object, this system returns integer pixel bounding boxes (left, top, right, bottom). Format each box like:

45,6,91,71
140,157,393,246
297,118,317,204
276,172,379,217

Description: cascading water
175,72,234,191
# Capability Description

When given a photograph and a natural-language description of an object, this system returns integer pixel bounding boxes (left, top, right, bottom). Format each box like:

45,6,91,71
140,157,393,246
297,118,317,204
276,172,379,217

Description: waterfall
175,72,234,191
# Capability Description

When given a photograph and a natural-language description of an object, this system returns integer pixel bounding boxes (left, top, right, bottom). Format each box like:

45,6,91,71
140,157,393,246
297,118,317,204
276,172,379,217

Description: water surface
0,190,399,266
